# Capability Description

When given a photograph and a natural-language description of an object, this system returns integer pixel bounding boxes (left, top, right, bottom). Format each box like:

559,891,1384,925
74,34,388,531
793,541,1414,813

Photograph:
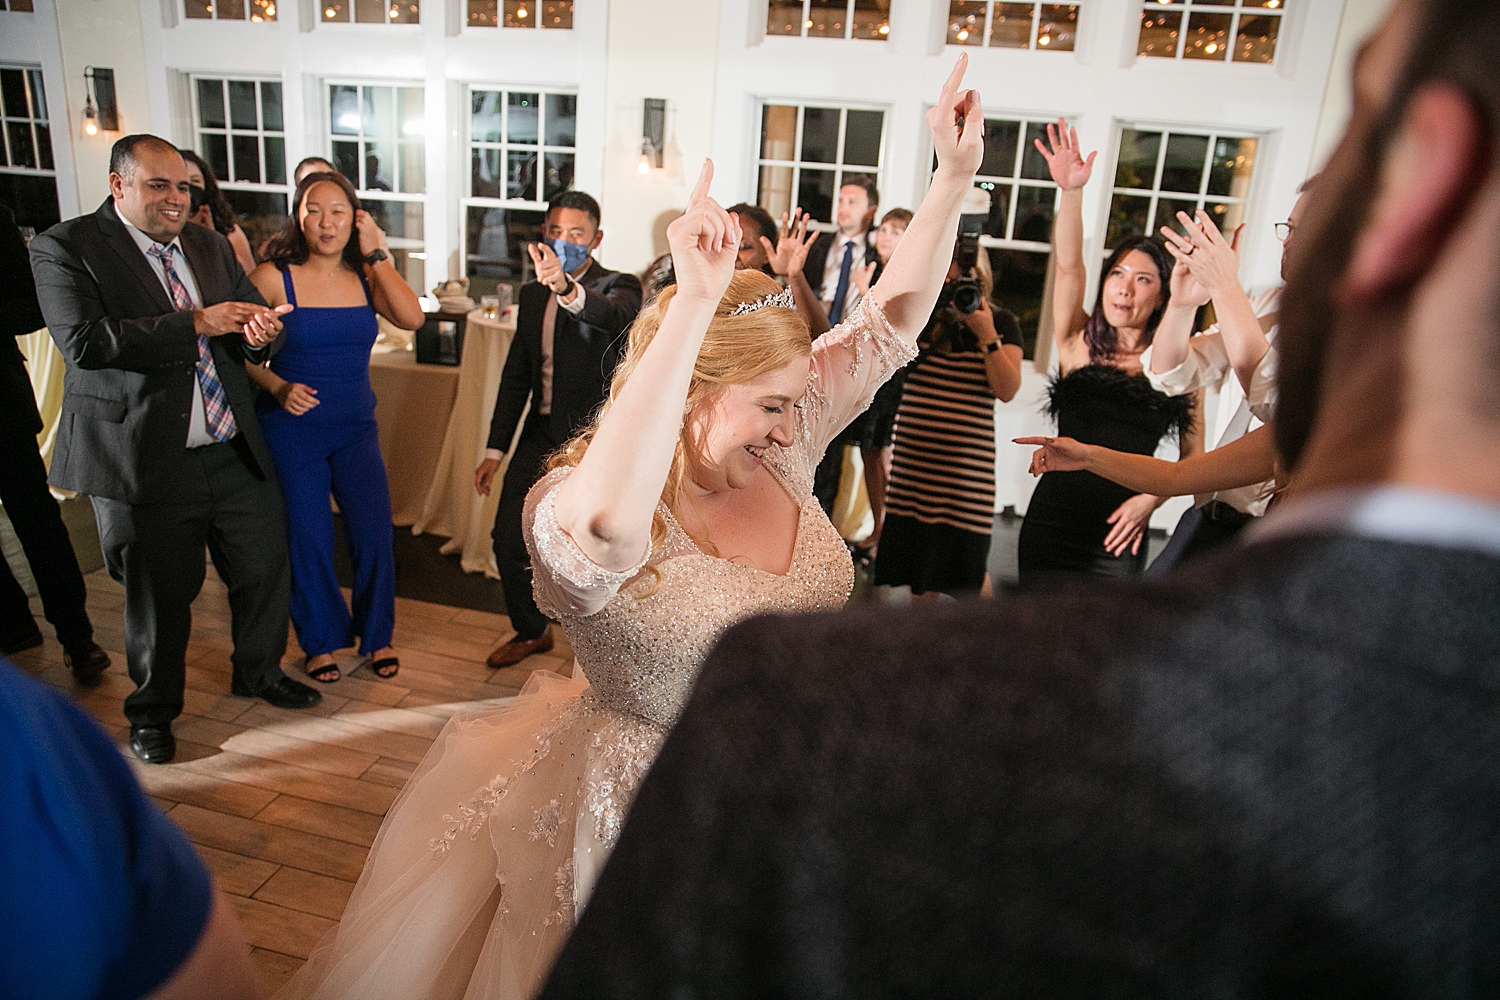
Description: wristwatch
982,339,1002,354
561,275,577,298
364,248,389,265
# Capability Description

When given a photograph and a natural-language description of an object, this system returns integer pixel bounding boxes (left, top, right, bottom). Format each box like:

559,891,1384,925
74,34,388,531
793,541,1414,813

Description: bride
277,56,985,1000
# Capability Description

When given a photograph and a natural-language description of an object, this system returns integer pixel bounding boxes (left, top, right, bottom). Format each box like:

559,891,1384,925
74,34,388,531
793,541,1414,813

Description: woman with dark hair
245,171,425,683
1017,119,1201,585
179,148,257,276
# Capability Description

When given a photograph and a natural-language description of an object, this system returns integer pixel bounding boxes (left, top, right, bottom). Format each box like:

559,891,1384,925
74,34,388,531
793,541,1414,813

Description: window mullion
983,1,993,48
1029,2,1040,49
1176,2,1189,59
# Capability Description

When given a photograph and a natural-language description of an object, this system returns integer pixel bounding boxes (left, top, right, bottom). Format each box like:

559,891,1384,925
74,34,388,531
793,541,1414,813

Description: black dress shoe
231,674,322,709
129,724,176,764
1,627,44,656
64,640,111,686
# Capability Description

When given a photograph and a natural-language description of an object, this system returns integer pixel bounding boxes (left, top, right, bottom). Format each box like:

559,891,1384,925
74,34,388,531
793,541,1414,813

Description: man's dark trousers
491,422,559,643
92,437,290,727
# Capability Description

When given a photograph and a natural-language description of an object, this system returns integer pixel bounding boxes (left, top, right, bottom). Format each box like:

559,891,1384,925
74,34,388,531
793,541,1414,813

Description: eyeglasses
1274,221,1296,242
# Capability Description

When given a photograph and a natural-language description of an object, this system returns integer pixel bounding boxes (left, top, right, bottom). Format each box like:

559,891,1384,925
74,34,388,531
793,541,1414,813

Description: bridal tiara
727,287,796,316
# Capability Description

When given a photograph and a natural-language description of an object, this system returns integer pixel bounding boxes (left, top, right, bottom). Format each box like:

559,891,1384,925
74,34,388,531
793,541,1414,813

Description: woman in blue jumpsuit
247,171,426,683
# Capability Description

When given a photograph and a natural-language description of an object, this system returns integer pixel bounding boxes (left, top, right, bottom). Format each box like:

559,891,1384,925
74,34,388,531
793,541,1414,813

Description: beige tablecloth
17,329,64,469
411,309,520,578
369,348,461,525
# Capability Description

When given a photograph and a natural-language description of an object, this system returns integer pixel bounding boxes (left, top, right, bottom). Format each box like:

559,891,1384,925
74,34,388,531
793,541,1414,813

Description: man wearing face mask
476,191,642,667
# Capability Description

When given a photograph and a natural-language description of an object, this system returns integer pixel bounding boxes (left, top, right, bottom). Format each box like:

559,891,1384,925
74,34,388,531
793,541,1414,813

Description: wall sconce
637,98,665,175
82,67,118,137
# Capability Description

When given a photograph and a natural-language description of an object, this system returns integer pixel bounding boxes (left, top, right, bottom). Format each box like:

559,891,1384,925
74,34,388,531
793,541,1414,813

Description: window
467,0,571,28
1105,126,1258,251
946,2,1077,50
464,87,576,296
766,0,890,40
0,66,59,233
1,0,36,10
184,0,276,21
1137,0,1283,64
194,76,287,248
929,115,1060,357
329,83,426,288
756,103,884,224
322,0,418,24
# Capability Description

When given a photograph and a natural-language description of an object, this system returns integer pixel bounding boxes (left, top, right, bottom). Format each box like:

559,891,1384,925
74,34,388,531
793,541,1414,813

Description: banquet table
410,308,522,578
369,348,460,525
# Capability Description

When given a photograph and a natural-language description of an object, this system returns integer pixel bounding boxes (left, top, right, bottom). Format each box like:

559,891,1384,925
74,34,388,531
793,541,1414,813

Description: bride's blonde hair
548,269,812,590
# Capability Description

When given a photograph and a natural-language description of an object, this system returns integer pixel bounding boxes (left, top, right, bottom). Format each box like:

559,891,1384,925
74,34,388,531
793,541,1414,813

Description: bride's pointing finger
688,159,714,207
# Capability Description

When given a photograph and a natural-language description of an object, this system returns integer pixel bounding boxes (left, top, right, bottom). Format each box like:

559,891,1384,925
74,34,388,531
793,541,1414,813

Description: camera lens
951,281,983,314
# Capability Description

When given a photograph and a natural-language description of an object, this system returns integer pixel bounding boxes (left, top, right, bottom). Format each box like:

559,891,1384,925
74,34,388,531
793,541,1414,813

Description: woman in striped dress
874,250,1023,597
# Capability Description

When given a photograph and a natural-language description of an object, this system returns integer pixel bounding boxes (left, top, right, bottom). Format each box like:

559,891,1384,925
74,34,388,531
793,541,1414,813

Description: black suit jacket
543,533,1500,997
1,205,47,437
803,229,880,303
30,199,275,504
486,260,642,453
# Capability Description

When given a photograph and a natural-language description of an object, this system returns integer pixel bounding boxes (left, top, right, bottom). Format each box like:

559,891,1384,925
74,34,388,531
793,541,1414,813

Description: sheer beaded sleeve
798,294,917,465
523,468,651,619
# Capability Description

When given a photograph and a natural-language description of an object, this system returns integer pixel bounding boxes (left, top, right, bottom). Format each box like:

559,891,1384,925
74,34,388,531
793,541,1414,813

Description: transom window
1137,0,1283,64
756,103,884,225
467,0,572,28
194,77,288,248
946,2,1078,50
184,0,276,21
328,83,426,288
0,65,59,232
1,0,37,9
1105,126,1258,250
464,87,576,297
322,0,418,24
767,0,890,40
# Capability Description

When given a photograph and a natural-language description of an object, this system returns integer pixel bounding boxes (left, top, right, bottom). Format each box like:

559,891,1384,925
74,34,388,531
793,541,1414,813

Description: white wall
1309,0,1395,171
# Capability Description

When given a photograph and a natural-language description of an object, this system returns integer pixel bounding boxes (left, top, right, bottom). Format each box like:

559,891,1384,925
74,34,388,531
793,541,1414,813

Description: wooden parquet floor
6,565,573,993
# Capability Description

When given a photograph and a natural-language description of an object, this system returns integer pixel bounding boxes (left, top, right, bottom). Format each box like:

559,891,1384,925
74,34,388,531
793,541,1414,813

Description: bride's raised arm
548,161,740,575
869,55,985,339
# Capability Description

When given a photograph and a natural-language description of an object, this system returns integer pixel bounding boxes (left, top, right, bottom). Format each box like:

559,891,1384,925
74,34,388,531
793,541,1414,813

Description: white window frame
464,0,573,30
319,0,419,26
181,0,277,22
766,0,891,41
944,1,1080,51
1136,0,1286,64
753,99,887,230
1101,120,1263,253
190,75,288,203
959,113,1068,252
0,64,57,227
459,84,578,284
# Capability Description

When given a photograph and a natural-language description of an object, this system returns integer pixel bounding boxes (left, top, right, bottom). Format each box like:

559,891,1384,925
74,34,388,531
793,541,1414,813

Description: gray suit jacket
544,533,1500,997
30,199,276,504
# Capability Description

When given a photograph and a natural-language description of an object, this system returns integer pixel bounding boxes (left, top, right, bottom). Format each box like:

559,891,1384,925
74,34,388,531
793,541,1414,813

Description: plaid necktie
149,243,237,442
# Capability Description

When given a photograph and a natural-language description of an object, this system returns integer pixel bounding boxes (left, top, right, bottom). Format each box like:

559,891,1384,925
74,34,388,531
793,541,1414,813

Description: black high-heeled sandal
305,656,341,684
368,656,400,679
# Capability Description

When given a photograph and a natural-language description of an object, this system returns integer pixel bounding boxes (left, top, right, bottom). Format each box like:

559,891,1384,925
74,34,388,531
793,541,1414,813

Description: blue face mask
547,237,590,274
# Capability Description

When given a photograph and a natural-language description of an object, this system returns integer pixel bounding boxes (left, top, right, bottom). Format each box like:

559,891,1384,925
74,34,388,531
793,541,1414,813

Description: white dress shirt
819,231,870,321
1249,485,1500,559
1142,286,1282,514
118,212,218,448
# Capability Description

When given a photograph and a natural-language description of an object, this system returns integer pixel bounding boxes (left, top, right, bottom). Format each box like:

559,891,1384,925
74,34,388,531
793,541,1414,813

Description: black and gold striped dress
874,311,1023,594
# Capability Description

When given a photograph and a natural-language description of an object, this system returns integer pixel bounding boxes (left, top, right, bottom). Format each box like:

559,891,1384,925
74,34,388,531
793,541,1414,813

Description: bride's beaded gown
276,297,916,1000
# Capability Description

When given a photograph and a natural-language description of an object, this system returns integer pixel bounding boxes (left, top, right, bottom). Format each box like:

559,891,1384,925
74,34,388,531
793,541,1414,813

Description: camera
935,200,989,315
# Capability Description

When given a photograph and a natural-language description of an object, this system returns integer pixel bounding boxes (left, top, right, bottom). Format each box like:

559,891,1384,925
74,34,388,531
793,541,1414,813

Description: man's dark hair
841,174,880,210
726,203,778,243
295,155,337,177
109,134,180,181
261,171,366,273
547,190,602,230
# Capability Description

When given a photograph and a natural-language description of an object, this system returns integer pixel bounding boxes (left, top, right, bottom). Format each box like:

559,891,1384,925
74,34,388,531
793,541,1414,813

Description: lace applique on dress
530,797,565,849
544,859,576,928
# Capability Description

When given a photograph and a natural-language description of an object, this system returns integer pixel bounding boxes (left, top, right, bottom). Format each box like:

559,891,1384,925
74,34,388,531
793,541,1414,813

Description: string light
517,5,528,19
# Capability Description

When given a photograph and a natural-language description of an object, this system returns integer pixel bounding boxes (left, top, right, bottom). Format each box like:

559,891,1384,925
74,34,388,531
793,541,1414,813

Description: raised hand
761,208,817,277
1015,435,1091,475
1034,118,1097,192
1168,254,1212,310
927,53,985,180
1160,210,1243,298
851,260,877,296
667,160,740,303
354,209,389,257
527,241,569,294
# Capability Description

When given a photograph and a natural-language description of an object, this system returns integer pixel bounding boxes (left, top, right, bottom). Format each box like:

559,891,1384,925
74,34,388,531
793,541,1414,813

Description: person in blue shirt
0,658,263,999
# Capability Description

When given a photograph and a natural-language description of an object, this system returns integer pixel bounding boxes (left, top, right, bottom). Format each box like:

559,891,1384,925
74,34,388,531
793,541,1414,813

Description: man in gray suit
541,0,1500,994
31,135,321,764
